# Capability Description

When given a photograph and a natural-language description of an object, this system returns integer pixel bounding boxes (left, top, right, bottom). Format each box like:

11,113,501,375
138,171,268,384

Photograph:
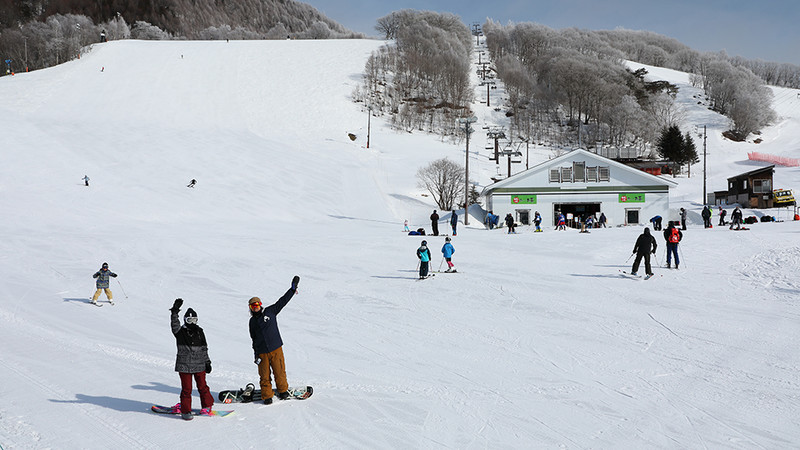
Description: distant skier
416,240,431,279
430,210,440,236
248,275,300,405
556,212,566,231
598,212,607,228
534,211,542,232
650,215,662,231
169,298,214,420
630,228,657,277
403,219,409,232
91,262,117,305
505,213,516,233
730,207,743,230
450,210,458,236
718,207,727,226
701,206,712,228
441,237,456,273
83,175,90,186
187,179,197,188
663,222,683,269
680,208,687,230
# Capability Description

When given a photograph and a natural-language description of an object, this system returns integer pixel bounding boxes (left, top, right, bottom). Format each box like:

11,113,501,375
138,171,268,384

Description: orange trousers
257,346,288,399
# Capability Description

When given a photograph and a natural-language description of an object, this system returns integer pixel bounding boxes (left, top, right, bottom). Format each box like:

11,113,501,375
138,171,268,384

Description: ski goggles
248,301,262,311
185,317,198,325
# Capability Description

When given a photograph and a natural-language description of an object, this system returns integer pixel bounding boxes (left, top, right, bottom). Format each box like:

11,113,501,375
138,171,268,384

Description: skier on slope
663,222,683,269
680,208,688,230
430,210,440,236
416,240,431,279
441,237,456,273
248,275,300,405
169,298,214,420
91,262,117,305
450,210,459,236
730,207,743,230
630,228,657,277
534,211,542,232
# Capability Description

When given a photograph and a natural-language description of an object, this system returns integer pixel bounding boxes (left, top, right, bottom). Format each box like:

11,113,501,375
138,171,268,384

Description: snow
1,39,799,449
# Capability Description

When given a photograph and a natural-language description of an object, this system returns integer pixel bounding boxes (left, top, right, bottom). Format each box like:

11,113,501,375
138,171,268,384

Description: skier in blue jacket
248,275,300,405
416,240,431,279
441,237,456,272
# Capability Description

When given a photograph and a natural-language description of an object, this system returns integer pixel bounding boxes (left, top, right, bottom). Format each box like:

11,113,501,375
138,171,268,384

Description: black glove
170,298,183,312
111,273,118,278
291,275,300,291
205,361,212,374
652,250,656,254
254,356,261,365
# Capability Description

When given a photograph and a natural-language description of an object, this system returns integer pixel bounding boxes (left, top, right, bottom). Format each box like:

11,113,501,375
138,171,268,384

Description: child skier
169,298,214,420
416,240,431,279
534,211,542,232
441,237,456,273
91,262,117,305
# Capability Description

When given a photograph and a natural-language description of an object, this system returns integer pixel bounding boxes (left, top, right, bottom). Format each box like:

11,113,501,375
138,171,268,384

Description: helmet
445,237,451,242
102,262,108,269
421,240,427,246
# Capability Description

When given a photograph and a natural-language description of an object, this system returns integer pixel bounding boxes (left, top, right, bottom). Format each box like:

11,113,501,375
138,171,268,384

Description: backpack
668,228,680,243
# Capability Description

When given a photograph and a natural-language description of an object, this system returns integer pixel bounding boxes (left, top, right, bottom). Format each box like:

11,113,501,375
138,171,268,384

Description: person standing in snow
505,213,516,233
403,219,409,232
416,240,431,278
701,206,712,228
718,207,727,226
730,207,743,230
248,276,300,405
680,208,687,230
430,210,440,236
91,262,117,305
631,228,657,277
598,212,607,228
663,222,683,269
450,210,459,236
82,175,90,186
534,211,542,232
441,237,456,273
169,298,214,420
556,212,566,231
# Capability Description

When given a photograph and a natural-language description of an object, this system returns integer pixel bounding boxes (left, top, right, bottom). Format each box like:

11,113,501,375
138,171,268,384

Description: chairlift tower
457,116,478,224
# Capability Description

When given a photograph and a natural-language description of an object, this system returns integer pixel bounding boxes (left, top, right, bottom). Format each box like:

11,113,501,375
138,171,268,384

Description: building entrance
553,203,602,228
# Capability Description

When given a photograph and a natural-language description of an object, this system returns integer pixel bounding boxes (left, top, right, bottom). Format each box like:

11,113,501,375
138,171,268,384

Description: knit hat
184,308,198,324
248,297,261,305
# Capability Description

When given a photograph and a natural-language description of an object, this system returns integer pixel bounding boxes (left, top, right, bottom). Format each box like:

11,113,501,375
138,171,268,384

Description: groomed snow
0,39,798,449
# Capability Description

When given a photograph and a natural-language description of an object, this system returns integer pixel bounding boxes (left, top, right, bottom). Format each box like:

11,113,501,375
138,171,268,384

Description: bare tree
416,158,464,211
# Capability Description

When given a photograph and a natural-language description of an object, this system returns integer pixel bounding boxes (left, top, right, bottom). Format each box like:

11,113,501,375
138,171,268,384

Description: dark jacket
171,311,210,373
450,213,458,226
249,288,296,356
663,226,683,243
430,212,439,223
93,268,117,289
633,229,657,255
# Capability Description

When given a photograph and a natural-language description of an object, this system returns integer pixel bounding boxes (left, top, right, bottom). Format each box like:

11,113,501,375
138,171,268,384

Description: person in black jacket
430,210,440,236
169,299,213,420
631,228,657,276
249,276,300,405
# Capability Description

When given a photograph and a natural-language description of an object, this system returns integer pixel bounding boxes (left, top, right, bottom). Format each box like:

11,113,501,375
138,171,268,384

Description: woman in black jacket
169,298,213,420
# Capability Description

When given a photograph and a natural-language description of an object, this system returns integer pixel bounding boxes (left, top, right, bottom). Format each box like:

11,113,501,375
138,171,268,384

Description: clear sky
304,0,800,66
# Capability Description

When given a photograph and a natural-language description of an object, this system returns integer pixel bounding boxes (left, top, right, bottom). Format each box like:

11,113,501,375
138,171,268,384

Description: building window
753,179,771,193
561,167,573,182
598,166,610,181
573,162,586,182
549,169,560,183
586,166,597,182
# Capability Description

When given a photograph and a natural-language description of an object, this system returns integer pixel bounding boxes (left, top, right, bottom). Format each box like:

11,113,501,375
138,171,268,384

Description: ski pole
416,260,420,272
625,253,634,263
116,279,129,299
678,245,687,269
438,257,444,272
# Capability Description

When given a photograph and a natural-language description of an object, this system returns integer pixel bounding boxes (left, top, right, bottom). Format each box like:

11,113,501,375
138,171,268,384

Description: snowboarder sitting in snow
441,237,456,273
631,228,657,277
663,222,683,269
248,276,300,405
169,298,214,420
91,262,117,305
417,240,431,278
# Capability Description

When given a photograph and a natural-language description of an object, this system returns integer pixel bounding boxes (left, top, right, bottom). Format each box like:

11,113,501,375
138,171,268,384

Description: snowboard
218,385,313,404
150,404,234,417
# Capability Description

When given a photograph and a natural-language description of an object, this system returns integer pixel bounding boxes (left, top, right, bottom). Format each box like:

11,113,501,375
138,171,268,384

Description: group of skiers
91,262,301,420
415,236,457,279
701,205,744,230
630,221,683,276
429,210,459,236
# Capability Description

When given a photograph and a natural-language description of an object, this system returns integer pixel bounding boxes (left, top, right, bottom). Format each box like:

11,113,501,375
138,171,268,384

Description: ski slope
0,38,799,449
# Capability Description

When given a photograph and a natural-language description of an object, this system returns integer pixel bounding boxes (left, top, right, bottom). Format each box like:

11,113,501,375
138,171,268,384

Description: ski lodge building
481,149,678,228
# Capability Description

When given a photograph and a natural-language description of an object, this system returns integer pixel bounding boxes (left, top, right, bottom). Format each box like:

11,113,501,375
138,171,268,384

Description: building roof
727,165,775,181
482,148,678,196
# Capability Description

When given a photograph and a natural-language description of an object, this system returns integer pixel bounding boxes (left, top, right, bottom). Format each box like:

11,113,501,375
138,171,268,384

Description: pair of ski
619,270,653,280
89,299,114,307
151,385,313,418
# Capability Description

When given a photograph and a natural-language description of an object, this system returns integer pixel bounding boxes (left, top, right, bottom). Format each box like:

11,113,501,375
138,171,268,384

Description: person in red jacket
249,276,300,405
663,222,683,269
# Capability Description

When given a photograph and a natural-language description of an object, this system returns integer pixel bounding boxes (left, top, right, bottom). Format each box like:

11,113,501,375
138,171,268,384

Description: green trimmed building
481,149,678,228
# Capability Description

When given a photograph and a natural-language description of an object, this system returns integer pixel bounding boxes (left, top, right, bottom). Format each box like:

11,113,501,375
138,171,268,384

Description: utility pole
366,106,372,149
702,125,707,205
458,116,477,225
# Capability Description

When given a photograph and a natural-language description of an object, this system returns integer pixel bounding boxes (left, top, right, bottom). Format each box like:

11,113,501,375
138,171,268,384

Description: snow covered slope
0,39,799,449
